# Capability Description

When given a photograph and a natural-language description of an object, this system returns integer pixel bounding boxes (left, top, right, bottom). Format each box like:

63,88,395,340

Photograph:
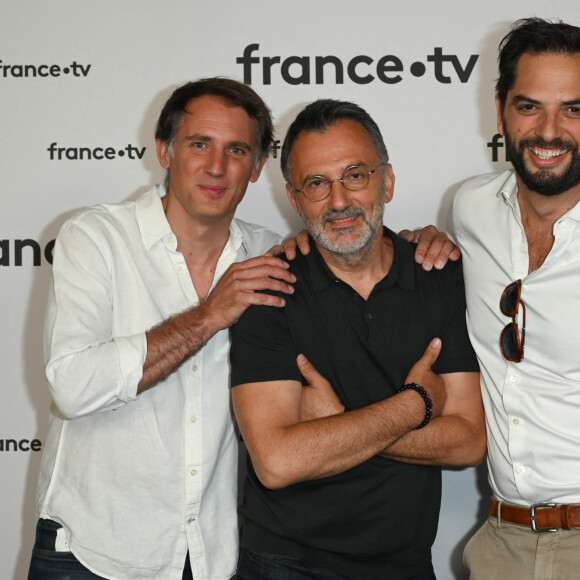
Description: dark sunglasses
499,279,526,362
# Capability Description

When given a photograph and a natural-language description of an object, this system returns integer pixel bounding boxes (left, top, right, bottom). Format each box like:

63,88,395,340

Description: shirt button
510,375,518,383
366,313,372,320
192,365,199,373
190,416,198,423
168,236,175,245
516,465,525,474
513,418,520,426
187,517,196,524
177,265,183,272
190,469,198,477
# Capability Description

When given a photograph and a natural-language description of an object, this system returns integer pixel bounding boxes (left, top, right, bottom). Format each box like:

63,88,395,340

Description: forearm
379,414,486,467
138,301,223,392
236,387,426,489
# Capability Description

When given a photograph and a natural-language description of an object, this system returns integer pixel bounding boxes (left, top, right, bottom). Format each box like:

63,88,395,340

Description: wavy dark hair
496,18,580,112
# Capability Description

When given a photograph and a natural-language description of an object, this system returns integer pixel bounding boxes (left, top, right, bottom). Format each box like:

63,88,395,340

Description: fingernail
435,260,443,270
431,338,441,348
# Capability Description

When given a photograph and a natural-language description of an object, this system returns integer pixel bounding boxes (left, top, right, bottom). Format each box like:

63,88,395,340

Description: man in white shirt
407,17,580,579
28,78,297,580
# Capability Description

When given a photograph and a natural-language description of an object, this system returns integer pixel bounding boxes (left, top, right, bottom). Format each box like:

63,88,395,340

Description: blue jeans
28,519,194,580
236,548,436,580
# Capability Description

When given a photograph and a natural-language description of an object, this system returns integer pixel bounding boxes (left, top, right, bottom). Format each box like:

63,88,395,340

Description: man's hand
266,229,311,260
201,255,296,330
403,338,446,420
297,354,345,421
139,255,297,393
399,226,460,271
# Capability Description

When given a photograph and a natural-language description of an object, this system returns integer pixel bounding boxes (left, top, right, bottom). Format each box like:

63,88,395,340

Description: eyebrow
511,95,580,106
183,134,253,151
304,163,368,180
511,95,540,105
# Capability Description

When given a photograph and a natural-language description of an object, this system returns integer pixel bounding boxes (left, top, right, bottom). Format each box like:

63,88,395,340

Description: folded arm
233,340,447,490
297,355,485,467
379,371,485,466
233,379,441,490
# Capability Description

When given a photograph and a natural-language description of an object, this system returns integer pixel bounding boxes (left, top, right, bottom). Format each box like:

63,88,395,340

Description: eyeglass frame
291,162,386,202
499,279,526,363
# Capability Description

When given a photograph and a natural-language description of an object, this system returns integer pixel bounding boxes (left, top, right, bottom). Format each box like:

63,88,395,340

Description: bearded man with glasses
229,99,485,580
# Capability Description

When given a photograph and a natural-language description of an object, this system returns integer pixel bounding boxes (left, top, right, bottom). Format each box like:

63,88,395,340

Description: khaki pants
464,516,580,580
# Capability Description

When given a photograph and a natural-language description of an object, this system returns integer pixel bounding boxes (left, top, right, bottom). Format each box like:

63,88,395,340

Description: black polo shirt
230,227,478,579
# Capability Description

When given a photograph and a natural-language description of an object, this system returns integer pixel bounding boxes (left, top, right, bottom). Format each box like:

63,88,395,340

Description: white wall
2,2,577,578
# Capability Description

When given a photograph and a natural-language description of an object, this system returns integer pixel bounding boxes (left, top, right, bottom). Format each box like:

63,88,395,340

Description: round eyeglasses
292,163,385,202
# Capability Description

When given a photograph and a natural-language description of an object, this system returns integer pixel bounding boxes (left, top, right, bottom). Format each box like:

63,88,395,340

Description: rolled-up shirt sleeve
45,219,145,419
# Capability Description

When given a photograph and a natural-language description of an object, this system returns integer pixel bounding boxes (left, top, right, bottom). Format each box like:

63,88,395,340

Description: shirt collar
137,185,174,250
497,170,580,224
136,184,245,253
229,219,246,257
497,171,519,208
307,226,415,293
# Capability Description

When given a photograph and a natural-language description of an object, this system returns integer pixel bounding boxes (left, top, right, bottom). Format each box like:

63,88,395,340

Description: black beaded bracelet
397,383,433,429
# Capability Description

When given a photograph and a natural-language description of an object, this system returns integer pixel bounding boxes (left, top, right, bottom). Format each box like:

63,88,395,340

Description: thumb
297,353,319,382
418,338,442,369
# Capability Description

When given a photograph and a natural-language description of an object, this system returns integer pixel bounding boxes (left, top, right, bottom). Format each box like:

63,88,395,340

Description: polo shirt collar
307,226,415,293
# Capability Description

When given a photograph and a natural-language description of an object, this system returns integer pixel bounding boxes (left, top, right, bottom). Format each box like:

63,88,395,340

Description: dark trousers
236,548,436,580
28,519,194,579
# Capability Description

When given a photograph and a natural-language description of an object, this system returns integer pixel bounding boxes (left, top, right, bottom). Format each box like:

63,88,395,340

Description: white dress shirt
450,170,580,506
36,185,282,579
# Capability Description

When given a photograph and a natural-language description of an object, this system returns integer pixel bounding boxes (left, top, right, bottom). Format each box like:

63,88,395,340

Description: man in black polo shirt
230,99,484,580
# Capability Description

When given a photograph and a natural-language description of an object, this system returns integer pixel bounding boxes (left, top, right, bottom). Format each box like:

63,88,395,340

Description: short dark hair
155,77,274,160
496,18,580,112
281,99,389,184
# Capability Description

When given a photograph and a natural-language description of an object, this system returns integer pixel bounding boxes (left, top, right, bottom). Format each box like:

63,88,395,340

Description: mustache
520,136,577,151
321,207,365,224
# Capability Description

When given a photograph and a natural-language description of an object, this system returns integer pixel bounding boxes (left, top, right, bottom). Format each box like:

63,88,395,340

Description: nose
326,178,350,208
204,149,226,177
536,110,562,142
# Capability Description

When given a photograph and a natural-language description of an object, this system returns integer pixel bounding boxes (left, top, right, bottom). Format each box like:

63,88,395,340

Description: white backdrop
2,2,578,578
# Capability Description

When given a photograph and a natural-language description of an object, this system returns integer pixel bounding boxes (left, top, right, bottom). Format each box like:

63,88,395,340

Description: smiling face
498,52,580,197
286,119,394,258
156,95,265,229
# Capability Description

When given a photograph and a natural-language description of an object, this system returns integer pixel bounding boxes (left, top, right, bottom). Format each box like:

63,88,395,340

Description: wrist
397,383,432,429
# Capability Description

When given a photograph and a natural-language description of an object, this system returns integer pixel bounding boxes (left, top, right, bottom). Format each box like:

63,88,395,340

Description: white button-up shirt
36,185,281,579
450,170,580,506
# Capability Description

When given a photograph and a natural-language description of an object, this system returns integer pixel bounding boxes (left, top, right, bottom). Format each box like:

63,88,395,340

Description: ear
383,164,395,204
495,94,505,135
156,140,171,169
286,183,303,217
250,155,268,183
